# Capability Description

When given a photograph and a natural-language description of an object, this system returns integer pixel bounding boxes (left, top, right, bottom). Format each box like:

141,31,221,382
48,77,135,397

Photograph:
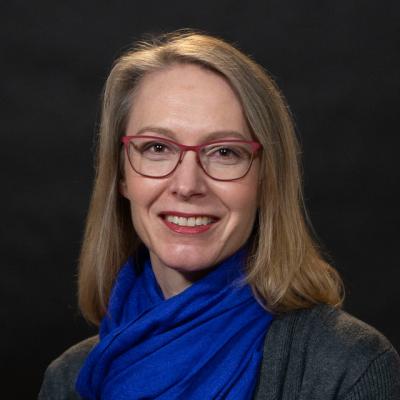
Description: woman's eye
217,147,236,157
208,146,241,159
150,143,166,152
142,142,170,153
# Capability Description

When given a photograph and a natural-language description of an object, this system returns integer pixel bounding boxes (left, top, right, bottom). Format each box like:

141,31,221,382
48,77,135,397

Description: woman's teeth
165,215,213,226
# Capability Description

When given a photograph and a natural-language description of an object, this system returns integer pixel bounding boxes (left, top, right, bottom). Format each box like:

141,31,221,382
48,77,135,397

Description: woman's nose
168,151,208,200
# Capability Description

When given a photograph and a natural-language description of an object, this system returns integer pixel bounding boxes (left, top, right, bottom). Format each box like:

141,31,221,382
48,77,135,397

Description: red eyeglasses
121,135,262,181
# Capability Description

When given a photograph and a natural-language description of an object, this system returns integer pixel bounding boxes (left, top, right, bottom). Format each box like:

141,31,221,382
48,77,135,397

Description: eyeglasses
121,135,262,181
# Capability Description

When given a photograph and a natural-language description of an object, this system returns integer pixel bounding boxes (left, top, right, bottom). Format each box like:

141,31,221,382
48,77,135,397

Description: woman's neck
150,256,209,299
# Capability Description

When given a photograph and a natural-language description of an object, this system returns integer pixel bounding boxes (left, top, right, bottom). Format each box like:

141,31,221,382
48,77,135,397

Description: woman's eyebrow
132,127,249,141
133,126,174,138
203,130,249,141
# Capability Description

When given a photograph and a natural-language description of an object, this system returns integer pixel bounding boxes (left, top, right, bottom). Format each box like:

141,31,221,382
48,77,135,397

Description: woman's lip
162,217,215,234
159,211,219,219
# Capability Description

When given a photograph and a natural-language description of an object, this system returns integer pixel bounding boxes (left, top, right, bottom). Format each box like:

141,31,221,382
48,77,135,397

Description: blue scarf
76,249,273,399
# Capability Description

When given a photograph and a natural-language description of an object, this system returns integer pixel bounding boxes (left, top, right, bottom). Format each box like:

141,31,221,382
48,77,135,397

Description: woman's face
121,63,260,279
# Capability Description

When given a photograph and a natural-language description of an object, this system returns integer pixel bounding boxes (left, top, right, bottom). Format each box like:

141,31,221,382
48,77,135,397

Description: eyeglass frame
120,135,262,181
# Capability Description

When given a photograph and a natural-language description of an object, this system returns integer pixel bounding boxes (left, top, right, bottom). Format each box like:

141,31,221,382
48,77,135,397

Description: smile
160,213,218,234
165,215,214,227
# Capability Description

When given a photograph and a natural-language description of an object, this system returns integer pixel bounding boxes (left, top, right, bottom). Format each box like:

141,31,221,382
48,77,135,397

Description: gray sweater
39,305,400,399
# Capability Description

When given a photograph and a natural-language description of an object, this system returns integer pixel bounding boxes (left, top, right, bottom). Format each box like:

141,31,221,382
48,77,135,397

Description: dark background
2,1,399,398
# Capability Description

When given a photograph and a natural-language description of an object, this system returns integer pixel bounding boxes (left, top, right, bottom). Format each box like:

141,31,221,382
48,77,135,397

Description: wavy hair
78,30,344,324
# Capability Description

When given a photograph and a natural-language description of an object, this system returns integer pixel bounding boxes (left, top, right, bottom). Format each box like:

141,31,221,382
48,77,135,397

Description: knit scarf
76,249,273,399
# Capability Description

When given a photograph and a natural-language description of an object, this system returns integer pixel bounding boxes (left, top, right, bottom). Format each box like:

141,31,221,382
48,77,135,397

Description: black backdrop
2,1,399,398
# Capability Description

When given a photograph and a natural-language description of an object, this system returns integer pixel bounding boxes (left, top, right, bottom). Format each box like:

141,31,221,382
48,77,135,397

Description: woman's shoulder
279,303,395,353
256,304,400,399
39,336,99,400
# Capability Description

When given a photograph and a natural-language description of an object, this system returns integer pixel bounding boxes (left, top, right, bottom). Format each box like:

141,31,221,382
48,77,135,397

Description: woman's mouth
165,215,214,227
160,213,218,234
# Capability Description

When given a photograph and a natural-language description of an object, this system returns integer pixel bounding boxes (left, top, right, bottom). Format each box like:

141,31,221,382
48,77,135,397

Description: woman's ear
256,172,264,208
118,148,129,198
119,178,129,199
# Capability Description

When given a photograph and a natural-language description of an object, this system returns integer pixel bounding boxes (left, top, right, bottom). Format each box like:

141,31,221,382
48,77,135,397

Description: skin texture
120,64,260,298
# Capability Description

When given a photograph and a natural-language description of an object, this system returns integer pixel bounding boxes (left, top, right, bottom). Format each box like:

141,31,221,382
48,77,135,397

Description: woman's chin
149,247,222,274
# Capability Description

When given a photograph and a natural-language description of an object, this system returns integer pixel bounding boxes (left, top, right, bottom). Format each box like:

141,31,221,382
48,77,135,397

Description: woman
39,31,400,399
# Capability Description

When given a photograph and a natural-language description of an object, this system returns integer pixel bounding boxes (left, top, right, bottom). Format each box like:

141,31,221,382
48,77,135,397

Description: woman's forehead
125,64,252,143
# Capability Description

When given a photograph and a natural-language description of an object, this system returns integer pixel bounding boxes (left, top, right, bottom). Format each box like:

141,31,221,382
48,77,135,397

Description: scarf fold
76,249,273,399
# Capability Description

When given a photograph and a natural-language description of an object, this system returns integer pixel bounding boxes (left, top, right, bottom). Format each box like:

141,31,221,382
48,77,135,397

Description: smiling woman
39,31,400,399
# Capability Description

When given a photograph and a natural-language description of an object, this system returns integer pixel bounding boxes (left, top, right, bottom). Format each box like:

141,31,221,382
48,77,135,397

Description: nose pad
177,150,202,166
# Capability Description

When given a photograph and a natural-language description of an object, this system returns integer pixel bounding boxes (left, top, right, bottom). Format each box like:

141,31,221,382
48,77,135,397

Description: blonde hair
78,30,344,325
